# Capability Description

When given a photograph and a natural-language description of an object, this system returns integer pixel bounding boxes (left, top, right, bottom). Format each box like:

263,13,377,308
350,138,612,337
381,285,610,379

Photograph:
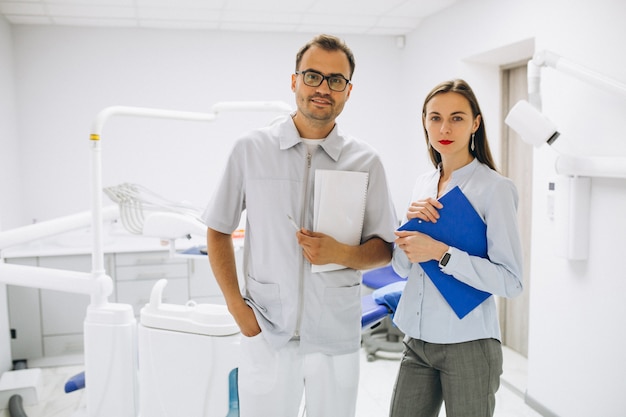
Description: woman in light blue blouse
389,79,524,417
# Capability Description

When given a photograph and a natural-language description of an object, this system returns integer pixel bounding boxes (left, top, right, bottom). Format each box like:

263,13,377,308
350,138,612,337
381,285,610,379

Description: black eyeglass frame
295,70,351,92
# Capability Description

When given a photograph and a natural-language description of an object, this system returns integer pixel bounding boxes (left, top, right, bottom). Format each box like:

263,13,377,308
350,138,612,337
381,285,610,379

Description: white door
499,64,533,357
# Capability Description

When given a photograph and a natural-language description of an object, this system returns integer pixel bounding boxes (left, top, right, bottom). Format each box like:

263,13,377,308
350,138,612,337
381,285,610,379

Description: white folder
312,169,369,273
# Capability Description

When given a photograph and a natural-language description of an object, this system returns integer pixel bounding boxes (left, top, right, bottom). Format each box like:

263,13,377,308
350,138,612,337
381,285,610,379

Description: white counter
1,222,207,259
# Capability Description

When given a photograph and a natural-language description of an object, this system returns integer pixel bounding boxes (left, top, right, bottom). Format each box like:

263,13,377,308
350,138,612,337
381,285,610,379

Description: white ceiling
0,0,460,36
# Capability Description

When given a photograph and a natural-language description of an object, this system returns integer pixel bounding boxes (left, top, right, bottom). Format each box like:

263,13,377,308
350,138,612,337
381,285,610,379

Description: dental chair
361,265,405,361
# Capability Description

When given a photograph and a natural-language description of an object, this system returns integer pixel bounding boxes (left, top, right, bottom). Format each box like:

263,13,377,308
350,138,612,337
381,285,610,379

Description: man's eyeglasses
295,70,351,92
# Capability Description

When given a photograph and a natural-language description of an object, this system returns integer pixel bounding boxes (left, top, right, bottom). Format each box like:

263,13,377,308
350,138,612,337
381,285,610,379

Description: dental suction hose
8,395,27,417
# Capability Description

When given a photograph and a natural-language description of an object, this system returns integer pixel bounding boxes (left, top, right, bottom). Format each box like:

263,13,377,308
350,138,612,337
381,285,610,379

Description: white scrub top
203,115,398,355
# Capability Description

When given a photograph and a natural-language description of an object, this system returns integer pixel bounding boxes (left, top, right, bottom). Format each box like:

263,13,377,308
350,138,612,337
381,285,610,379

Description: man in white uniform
203,34,397,417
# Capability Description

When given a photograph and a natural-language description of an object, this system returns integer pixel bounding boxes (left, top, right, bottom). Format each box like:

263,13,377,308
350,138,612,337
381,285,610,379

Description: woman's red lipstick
439,140,453,145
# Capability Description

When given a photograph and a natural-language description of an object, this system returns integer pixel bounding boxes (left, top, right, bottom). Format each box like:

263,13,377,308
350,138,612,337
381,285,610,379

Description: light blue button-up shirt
392,159,523,343
203,115,398,354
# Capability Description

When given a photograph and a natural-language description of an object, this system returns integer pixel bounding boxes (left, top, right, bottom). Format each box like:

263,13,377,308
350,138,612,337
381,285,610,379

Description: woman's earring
470,133,475,152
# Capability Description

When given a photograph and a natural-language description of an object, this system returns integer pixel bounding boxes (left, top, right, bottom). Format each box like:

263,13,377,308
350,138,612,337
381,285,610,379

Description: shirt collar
279,114,344,161
437,158,479,181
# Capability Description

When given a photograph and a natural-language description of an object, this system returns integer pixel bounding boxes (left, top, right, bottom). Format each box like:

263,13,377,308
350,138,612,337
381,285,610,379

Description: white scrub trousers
238,334,360,417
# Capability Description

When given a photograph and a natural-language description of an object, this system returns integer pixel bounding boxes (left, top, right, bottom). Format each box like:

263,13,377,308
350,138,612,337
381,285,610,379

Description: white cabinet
6,257,42,361
114,251,189,315
6,254,112,360
39,254,95,357
5,246,238,363
5,249,216,363
188,256,224,304
187,248,242,305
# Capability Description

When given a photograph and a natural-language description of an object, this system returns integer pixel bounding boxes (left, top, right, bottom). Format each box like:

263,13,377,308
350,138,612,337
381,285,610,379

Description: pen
287,215,300,231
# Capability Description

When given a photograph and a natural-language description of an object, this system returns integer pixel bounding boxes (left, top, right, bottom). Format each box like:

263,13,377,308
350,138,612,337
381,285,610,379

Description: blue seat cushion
362,265,403,289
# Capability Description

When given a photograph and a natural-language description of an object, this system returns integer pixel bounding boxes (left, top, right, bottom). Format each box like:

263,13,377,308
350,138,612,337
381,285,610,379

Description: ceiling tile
0,0,462,36
221,9,305,25
220,20,298,32
300,13,379,28
44,0,134,5
0,2,45,15
223,0,316,13
295,23,368,35
366,25,417,36
46,4,135,19
137,7,221,21
0,0,42,3
376,15,420,29
3,14,52,24
308,0,406,15
136,0,226,7
388,0,459,17
50,16,137,27
139,19,220,30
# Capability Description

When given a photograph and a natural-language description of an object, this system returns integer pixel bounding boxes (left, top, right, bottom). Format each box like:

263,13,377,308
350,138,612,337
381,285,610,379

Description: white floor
0,346,543,417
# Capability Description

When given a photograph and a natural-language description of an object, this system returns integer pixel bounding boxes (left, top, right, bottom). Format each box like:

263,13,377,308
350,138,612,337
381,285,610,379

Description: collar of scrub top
437,157,479,181
279,114,345,162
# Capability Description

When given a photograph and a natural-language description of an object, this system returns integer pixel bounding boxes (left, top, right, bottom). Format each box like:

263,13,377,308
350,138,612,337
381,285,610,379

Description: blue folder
397,186,491,319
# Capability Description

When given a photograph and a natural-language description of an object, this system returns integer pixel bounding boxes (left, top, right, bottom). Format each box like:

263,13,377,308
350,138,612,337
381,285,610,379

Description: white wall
0,16,21,231
11,26,412,225
403,0,626,416
0,15,21,374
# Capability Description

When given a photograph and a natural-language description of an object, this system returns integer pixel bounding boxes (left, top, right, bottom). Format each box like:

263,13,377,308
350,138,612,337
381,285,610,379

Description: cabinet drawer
41,290,90,335
189,258,221,298
43,334,84,357
8,285,43,361
116,263,188,281
115,251,186,267
189,295,227,306
116,278,189,315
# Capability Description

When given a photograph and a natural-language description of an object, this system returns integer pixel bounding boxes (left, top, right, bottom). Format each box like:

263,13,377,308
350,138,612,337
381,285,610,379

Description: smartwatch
439,249,452,267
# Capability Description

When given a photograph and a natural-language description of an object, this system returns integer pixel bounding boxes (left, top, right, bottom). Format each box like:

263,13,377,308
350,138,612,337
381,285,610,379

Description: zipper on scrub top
294,150,313,338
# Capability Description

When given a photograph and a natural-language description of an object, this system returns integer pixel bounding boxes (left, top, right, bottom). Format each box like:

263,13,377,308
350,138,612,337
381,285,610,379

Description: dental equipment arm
0,206,119,307
0,206,118,252
0,263,111,299
505,50,626,179
90,101,291,278
533,50,626,100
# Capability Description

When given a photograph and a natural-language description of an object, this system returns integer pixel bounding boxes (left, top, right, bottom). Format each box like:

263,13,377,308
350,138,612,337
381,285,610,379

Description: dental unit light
505,50,626,260
505,50,626,180
505,100,560,147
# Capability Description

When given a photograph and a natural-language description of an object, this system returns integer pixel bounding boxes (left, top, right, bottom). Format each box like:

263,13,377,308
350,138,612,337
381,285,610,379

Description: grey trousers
389,338,503,417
